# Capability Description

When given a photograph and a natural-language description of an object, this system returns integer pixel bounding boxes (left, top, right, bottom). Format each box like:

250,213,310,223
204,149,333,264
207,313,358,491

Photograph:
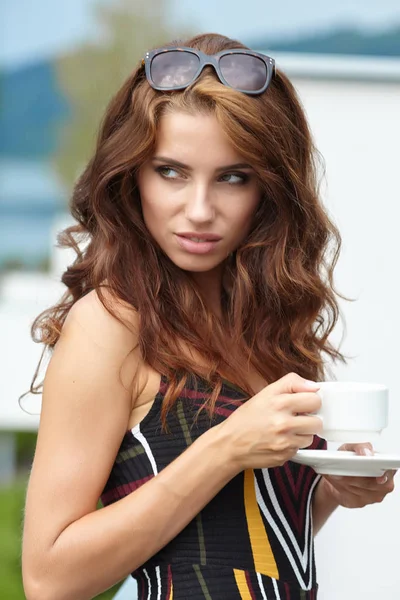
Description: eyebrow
152,156,253,172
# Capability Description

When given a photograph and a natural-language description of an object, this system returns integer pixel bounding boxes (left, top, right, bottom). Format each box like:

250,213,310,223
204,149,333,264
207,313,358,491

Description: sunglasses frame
142,46,276,95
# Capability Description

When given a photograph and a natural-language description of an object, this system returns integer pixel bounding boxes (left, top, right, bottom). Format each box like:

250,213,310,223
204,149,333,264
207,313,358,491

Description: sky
1,0,400,68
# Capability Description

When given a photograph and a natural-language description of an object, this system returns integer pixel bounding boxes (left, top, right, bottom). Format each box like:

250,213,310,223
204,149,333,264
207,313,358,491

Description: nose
184,182,214,224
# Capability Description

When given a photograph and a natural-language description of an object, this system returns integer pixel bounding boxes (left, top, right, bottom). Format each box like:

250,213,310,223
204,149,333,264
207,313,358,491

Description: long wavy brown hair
22,32,348,426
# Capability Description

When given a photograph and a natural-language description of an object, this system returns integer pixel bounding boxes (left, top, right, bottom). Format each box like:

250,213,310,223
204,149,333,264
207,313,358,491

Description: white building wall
290,75,400,599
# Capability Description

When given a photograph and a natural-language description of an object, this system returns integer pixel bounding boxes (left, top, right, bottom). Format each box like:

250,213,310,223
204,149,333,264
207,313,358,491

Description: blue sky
2,0,400,68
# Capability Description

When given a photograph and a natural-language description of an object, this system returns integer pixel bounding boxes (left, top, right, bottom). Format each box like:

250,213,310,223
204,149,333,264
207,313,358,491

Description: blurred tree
1,258,25,272
53,0,188,191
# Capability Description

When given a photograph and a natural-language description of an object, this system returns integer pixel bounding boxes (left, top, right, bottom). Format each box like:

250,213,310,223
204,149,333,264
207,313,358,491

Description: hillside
251,24,400,56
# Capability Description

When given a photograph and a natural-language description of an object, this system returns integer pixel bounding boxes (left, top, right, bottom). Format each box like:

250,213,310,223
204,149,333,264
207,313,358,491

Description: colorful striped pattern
244,468,278,578
100,374,326,599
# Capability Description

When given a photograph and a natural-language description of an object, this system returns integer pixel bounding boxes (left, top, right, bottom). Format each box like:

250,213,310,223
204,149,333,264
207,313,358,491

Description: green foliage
0,474,123,599
52,0,189,191
14,432,37,469
0,255,51,274
0,436,125,598
0,477,26,599
0,258,26,273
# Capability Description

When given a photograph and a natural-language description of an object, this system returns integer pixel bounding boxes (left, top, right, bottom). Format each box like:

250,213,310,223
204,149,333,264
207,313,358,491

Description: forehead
154,110,245,164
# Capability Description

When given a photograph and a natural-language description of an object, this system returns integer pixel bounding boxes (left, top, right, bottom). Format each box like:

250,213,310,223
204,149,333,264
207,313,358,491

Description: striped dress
100,373,326,599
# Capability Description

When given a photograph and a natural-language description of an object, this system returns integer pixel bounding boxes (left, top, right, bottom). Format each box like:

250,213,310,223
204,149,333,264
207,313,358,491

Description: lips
176,232,222,242
175,233,222,255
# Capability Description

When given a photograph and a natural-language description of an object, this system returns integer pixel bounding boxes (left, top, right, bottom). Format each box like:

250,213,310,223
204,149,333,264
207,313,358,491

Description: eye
219,172,249,185
155,166,181,179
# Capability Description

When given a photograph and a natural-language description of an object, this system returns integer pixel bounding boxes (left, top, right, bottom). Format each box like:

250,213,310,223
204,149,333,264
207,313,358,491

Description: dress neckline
161,372,248,398
128,372,248,436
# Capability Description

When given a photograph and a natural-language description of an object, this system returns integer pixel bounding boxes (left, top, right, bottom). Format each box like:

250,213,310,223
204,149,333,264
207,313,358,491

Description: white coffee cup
314,381,389,442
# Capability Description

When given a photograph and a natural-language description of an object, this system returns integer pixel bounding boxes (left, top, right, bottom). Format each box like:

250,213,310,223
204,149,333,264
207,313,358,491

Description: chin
181,263,222,273
177,258,224,273
165,250,225,273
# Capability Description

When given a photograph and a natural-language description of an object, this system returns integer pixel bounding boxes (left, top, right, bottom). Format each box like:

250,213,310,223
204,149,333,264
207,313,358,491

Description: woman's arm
312,442,396,537
22,291,238,600
312,477,339,536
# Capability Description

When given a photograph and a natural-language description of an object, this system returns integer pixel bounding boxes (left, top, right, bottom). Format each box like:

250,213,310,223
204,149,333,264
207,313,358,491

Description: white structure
1,52,399,600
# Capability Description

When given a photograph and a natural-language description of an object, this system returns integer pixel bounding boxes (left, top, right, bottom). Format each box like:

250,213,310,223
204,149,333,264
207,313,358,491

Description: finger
328,468,391,488
337,445,395,485
279,392,322,415
323,476,387,500
338,476,387,490
376,474,388,485
337,442,374,456
329,474,395,495
289,415,323,436
323,475,368,497
376,470,396,485
294,433,317,449
385,469,397,478
267,372,320,396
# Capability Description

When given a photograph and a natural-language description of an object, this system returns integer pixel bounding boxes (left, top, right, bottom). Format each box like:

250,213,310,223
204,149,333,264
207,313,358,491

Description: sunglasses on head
142,46,276,95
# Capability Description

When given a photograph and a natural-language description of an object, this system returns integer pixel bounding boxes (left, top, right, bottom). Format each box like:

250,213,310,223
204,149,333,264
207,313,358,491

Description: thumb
267,372,320,396
338,442,374,456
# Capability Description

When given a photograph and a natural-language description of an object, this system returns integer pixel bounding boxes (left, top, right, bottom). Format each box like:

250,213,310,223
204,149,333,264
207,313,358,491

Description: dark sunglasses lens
150,51,200,88
219,54,267,91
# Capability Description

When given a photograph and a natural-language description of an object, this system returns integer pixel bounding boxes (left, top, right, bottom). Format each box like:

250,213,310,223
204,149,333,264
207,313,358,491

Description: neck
190,266,224,320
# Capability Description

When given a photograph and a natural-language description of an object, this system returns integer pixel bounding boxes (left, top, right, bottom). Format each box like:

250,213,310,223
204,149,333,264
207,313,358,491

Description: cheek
137,181,156,237
139,191,176,250
140,196,163,236
230,195,261,235
138,175,165,224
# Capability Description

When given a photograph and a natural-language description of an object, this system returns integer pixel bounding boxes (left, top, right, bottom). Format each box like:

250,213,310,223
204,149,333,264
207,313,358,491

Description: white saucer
291,450,400,477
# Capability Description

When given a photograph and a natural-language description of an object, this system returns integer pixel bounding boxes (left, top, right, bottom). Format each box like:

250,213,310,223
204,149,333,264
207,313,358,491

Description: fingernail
378,475,388,484
304,380,320,389
363,448,374,456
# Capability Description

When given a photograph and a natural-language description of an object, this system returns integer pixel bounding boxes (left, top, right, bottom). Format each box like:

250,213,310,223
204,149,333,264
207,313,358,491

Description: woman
21,33,395,600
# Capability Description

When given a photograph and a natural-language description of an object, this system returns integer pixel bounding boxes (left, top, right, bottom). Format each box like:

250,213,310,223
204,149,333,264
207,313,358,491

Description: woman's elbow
23,565,65,600
23,577,73,600
23,574,48,600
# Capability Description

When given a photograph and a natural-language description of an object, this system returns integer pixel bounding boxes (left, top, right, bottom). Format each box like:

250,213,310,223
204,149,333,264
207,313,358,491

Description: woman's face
137,110,262,274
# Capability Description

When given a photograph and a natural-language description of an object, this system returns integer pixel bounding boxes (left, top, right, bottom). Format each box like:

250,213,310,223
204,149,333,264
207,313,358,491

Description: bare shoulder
63,287,139,350
59,287,143,393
